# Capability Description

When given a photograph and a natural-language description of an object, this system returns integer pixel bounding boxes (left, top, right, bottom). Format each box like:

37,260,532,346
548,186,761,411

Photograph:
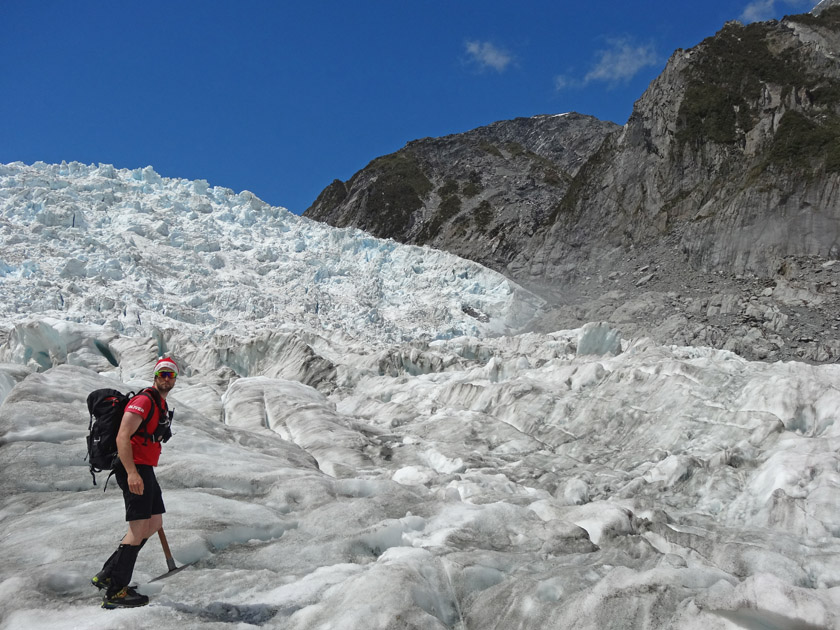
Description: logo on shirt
127,403,147,414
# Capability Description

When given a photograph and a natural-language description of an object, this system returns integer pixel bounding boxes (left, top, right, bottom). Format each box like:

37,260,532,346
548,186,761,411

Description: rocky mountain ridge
306,113,619,273
305,5,840,363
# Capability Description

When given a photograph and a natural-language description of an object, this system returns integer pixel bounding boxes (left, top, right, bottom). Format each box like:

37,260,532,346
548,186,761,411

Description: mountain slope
305,113,618,271
524,7,840,279
305,7,840,363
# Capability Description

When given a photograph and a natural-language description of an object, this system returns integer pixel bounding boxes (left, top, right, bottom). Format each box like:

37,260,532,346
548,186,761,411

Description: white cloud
741,0,778,21
464,40,513,73
740,0,816,22
554,75,573,91
583,38,659,86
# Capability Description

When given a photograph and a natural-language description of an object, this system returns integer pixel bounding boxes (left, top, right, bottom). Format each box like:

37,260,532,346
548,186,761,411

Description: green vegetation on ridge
358,153,433,238
768,111,840,173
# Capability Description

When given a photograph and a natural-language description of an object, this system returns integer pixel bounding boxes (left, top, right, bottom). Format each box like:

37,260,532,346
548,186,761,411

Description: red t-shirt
124,391,166,466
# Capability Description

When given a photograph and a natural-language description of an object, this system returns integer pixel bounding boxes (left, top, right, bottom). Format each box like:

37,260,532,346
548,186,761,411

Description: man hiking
91,357,177,609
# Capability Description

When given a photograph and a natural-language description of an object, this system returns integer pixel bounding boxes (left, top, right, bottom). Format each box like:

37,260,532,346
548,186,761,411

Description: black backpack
85,387,168,486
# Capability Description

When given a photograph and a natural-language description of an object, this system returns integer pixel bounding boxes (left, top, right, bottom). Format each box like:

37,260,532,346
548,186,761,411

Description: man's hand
127,470,144,495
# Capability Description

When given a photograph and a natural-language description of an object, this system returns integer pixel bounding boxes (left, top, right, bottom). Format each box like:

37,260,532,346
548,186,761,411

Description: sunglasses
155,371,177,379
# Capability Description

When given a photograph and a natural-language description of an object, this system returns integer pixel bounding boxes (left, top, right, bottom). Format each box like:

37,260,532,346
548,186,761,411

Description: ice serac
222,376,372,477
0,161,544,363
576,322,622,356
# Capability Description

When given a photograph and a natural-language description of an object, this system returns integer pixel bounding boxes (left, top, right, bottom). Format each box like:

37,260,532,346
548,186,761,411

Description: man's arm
116,411,143,495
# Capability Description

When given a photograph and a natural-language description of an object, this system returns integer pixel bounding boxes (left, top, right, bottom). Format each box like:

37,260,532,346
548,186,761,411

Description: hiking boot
101,586,149,609
92,573,137,591
91,571,112,591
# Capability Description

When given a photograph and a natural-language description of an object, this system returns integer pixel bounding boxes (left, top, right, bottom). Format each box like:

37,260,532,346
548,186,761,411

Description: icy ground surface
1,162,840,629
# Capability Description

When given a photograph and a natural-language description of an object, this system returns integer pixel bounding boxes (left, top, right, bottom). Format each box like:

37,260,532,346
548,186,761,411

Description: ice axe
150,527,194,582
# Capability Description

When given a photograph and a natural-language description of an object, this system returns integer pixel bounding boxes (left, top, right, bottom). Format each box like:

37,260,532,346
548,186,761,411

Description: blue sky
1,0,817,214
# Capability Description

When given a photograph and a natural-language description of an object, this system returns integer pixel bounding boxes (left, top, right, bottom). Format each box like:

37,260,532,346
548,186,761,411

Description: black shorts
114,464,165,522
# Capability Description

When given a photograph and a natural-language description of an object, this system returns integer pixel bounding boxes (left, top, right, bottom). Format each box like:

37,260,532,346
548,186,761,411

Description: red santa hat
155,357,179,375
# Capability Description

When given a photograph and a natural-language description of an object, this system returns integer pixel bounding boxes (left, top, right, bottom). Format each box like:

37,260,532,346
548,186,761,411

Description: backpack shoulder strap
131,388,162,437
144,387,166,418
144,386,164,408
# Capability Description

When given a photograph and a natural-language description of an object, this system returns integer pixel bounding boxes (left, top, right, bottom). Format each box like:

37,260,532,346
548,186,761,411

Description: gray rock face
516,10,840,363
522,12,840,280
305,8,840,363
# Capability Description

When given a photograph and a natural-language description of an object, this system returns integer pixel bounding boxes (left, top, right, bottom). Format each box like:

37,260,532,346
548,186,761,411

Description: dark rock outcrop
305,113,619,271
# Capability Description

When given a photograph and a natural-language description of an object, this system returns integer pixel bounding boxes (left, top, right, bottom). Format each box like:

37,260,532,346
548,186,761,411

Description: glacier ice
1,162,839,629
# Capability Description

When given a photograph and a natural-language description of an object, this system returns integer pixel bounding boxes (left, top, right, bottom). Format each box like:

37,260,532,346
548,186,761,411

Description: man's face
154,370,177,392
